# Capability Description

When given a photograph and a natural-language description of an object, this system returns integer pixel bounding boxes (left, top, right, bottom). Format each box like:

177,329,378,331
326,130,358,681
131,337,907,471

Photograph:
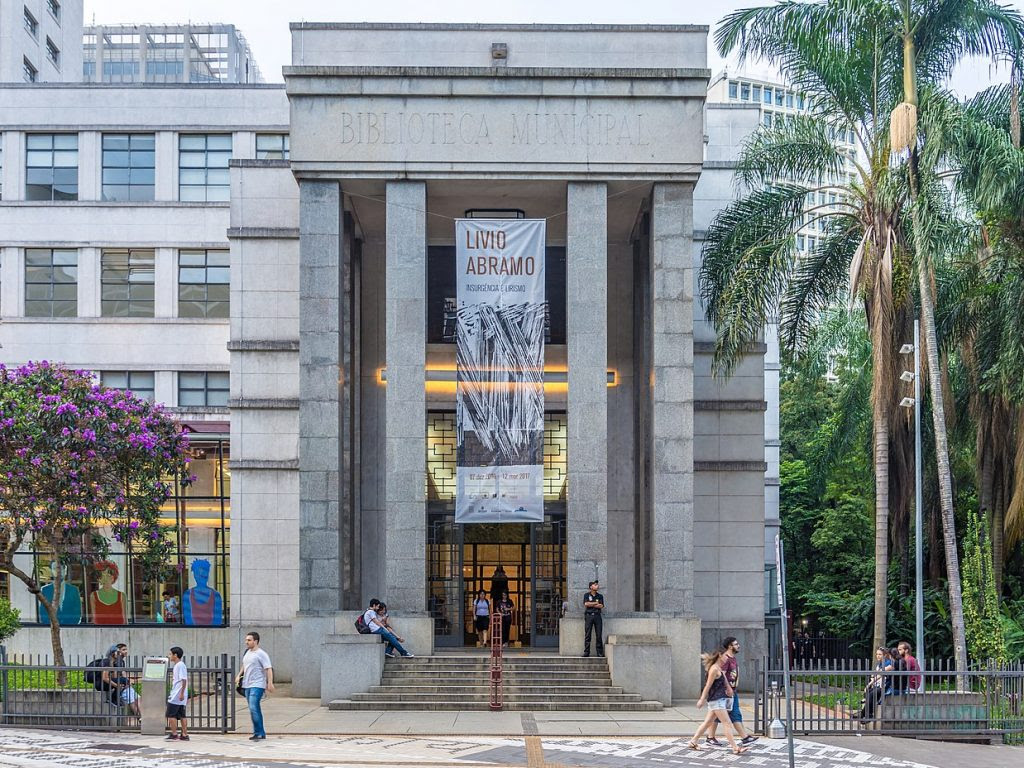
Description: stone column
649,183,695,616
384,181,428,629
292,179,343,695
566,182,609,609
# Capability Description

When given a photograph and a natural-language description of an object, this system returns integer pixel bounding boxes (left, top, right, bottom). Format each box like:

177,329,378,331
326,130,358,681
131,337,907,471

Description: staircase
328,654,664,711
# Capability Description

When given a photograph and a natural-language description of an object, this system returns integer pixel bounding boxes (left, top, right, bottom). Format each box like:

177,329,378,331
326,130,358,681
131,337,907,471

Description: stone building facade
1,23,767,700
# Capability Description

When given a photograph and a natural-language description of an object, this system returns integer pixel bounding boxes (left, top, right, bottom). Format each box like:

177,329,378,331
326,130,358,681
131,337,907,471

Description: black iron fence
754,657,1024,743
0,647,235,732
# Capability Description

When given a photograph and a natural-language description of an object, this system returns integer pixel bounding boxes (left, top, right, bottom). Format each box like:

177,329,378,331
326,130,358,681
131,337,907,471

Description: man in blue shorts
707,636,758,747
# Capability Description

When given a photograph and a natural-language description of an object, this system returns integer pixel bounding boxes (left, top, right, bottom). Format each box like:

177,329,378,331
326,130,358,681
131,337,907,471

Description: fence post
1,645,6,724
755,656,762,734
220,653,228,734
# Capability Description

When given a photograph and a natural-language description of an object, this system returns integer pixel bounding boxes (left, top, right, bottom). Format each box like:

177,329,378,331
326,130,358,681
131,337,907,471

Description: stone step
381,674,613,684
330,699,664,712
349,691,643,703
368,688,622,700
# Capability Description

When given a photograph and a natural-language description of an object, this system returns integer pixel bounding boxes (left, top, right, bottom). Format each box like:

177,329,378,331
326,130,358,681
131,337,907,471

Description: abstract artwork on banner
455,218,546,523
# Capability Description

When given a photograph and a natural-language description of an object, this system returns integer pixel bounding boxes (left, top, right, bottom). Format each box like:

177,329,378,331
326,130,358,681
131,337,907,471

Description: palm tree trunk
874,404,890,651
903,25,968,678
917,281,969,675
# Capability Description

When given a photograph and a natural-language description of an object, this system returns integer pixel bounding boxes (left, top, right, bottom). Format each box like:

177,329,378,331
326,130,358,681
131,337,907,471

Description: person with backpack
360,598,413,658
91,643,140,715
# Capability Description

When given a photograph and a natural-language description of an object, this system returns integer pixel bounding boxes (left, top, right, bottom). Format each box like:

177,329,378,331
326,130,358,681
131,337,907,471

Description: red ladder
489,611,503,710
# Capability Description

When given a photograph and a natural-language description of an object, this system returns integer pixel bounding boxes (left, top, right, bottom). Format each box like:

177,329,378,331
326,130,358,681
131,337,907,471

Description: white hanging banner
455,218,546,523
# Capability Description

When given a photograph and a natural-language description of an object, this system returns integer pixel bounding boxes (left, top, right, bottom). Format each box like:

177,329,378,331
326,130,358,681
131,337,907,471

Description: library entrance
427,513,566,647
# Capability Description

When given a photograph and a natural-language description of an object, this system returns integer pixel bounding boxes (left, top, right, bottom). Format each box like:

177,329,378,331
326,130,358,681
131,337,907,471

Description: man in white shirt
363,598,413,658
165,646,189,741
238,631,274,741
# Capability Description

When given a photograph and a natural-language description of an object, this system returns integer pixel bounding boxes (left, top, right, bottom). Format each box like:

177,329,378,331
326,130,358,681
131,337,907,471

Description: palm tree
940,82,1024,594
706,0,1024,671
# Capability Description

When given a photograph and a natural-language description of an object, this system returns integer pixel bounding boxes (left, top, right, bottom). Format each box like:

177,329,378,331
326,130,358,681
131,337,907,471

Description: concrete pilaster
297,179,342,615
566,181,609,610
383,180,426,614
650,182,695,616
77,132,100,202
154,247,175,318
0,247,19,317
155,132,175,202
77,247,100,318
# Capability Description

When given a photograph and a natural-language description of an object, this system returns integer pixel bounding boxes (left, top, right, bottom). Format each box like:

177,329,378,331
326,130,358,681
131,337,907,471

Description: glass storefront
427,411,567,646
10,437,230,627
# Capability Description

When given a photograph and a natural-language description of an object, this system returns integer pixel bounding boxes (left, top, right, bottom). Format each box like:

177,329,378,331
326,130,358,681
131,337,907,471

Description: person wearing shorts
165,646,189,741
707,636,758,746
473,589,490,647
686,648,749,756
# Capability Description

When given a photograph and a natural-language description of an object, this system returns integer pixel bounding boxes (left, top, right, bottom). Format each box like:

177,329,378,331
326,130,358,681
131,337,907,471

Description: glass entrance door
427,511,463,647
531,516,566,647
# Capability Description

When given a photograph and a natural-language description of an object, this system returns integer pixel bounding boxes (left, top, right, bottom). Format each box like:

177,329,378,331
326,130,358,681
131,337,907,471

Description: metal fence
754,657,1024,743
0,647,236,732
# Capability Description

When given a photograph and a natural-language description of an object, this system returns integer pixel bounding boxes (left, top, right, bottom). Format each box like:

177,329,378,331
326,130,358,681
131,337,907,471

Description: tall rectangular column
650,183,695,615
384,180,427,614
566,182,609,609
298,180,343,615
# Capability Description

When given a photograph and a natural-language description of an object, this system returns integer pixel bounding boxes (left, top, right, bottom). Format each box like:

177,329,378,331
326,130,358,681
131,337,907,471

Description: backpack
84,658,107,689
354,613,372,634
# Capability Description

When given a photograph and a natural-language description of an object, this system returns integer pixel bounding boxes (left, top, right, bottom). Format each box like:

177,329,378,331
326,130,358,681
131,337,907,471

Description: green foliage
963,510,1007,663
0,598,20,644
1001,601,1024,661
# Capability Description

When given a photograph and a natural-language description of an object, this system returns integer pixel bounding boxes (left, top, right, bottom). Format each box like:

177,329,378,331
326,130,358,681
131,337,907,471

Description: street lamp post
899,318,925,688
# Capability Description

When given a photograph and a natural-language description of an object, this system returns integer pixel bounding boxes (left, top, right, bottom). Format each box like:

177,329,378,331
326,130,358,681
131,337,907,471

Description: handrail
489,611,503,711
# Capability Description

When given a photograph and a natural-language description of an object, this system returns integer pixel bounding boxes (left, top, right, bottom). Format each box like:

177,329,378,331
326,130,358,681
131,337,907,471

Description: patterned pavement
0,728,941,768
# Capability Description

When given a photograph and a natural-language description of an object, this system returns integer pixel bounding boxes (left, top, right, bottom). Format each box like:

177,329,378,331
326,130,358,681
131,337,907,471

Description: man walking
707,636,758,747
238,631,274,741
582,580,604,658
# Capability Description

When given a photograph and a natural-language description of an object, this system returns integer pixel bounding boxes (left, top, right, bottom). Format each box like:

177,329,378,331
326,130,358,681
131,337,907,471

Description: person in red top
706,636,758,747
898,641,921,692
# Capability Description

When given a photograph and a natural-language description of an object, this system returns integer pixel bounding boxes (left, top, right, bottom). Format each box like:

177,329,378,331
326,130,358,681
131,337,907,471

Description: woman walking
472,589,490,647
687,647,748,755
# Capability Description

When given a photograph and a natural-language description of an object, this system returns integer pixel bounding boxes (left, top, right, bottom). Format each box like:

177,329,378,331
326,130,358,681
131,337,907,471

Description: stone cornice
227,227,300,240
694,400,767,411
228,398,300,409
229,459,299,471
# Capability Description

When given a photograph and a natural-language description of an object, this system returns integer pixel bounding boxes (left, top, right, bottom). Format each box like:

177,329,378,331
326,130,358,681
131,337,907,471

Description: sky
85,0,1022,94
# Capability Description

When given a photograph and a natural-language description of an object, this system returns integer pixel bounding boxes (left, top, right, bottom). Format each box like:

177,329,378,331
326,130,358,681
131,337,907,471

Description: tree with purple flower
0,361,192,668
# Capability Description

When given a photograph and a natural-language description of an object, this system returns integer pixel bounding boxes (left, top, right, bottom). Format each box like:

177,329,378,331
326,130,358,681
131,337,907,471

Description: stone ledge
229,459,300,471
607,634,669,645
229,398,300,409
227,340,300,352
226,227,300,240
283,65,712,79
695,461,769,472
694,399,767,411
694,341,769,355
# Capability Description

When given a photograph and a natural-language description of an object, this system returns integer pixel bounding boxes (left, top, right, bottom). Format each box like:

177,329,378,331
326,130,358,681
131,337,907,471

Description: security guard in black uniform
582,580,605,657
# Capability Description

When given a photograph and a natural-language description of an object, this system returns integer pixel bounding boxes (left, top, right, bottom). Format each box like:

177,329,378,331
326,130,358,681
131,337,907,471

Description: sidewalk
247,684,710,735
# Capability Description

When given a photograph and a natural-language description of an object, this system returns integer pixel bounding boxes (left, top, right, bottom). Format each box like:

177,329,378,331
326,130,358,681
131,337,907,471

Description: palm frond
736,113,848,189
699,184,808,375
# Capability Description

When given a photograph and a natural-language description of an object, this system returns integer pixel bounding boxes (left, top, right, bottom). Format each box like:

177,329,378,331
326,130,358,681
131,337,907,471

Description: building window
101,371,155,402
798,234,806,251
23,6,38,37
178,249,229,318
178,372,229,407
48,0,60,23
178,134,231,202
740,83,750,101
762,86,771,104
797,93,806,110
101,249,155,317
26,134,78,201
10,436,230,626
46,38,60,69
23,57,38,82
753,84,762,102
728,81,738,99
256,134,289,160
775,89,784,106
25,248,77,317
102,133,155,201
763,112,773,128
786,91,794,109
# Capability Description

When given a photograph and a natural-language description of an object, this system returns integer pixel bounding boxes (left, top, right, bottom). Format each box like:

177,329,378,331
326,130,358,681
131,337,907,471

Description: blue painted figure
182,558,223,626
38,561,82,625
